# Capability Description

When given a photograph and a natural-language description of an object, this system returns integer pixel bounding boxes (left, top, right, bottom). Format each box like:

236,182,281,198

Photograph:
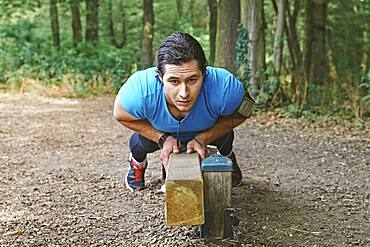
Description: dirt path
0,96,369,246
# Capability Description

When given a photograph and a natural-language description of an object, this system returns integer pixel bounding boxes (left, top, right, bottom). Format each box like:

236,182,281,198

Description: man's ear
155,71,163,83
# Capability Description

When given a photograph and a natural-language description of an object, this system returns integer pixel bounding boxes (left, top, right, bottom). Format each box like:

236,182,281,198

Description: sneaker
125,154,147,192
229,152,243,187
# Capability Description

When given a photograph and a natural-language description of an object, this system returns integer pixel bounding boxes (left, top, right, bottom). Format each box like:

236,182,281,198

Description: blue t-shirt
119,66,245,142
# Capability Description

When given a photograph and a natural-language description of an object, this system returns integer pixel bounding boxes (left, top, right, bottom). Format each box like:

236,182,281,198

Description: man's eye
170,80,179,85
188,78,197,84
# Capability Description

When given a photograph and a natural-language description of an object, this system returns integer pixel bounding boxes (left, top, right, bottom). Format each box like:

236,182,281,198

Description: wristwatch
158,133,172,148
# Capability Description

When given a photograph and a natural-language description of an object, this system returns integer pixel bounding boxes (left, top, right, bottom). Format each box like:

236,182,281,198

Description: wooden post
202,155,233,239
165,153,205,226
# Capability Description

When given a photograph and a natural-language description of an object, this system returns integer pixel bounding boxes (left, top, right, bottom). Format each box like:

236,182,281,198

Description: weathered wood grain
165,153,205,226
203,171,232,238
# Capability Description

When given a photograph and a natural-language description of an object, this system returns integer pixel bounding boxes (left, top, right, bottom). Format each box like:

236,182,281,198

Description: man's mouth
177,100,191,106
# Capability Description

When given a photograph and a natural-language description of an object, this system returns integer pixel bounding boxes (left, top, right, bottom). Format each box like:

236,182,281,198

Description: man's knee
129,133,160,153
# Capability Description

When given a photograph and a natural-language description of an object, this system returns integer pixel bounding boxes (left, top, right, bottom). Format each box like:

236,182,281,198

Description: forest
0,0,369,123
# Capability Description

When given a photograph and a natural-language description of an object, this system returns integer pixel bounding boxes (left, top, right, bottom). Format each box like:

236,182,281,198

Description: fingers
173,144,180,154
160,136,177,161
186,140,208,160
197,147,207,160
160,141,179,171
186,145,194,154
160,148,171,164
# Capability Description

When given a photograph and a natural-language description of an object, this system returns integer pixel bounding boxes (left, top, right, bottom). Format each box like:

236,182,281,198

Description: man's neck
167,104,187,121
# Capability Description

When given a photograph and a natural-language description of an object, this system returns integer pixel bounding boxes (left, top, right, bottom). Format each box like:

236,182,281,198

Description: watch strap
158,132,171,148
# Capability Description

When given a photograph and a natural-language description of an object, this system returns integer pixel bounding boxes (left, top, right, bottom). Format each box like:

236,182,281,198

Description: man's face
161,59,204,115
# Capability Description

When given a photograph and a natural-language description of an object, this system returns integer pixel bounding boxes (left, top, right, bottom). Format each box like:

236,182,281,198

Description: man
114,32,253,192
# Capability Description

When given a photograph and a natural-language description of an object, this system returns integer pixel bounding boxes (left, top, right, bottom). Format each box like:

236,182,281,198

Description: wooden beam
201,154,233,239
203,171,232,238
165,152,205,226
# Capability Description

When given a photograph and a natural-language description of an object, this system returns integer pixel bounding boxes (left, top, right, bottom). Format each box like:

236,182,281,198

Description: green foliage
329,1,368,77
252,68,279,109
263,67,279,95
153,0,210,60
0,0,213,97
255,91,269,109
281,104,316,122
72,80,93,97
286,104,300,118
0,17,136,95
236,25,249,86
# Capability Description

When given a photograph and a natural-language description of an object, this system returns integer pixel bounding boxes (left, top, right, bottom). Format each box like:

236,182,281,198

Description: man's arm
186,114,247,156
113,95,162,143
113,96,180,167
196,114,247,145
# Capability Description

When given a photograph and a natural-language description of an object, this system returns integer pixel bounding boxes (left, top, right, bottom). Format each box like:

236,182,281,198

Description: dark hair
156,32,207,78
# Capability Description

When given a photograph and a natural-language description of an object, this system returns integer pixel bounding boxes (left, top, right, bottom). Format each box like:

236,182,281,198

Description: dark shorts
129,130,235,162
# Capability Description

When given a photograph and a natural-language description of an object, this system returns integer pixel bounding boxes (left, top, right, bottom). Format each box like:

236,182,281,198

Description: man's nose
179,83,189,98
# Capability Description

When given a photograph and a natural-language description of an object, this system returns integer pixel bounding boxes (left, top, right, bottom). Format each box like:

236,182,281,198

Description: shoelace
129,159,146,182
133,164,145,182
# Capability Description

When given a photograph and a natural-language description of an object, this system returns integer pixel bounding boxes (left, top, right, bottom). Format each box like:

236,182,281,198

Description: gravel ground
0,95,369,246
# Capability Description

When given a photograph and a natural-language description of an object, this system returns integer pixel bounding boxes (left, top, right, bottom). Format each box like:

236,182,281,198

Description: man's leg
210,130,243,187
209,130,234,156
126,133,160,192
129,132,160,162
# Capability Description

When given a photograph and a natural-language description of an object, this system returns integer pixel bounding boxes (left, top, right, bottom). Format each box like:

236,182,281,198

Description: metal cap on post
201,154,233,172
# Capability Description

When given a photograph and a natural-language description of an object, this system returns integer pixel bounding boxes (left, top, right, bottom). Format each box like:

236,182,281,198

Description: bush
0,19,140,96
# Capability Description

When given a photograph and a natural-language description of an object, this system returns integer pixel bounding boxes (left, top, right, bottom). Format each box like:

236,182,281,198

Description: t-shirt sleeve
218,74,245,116
118,73,145,119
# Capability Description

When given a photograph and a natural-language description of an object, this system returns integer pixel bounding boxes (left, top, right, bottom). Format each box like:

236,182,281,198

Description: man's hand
186,137,208,160
160,135,180,171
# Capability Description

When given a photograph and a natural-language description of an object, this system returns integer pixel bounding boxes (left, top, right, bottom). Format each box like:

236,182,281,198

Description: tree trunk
285,0,304,104
70,0,82,47
190,0,195,26
240,0,248,27
245,0,266,98
118,1,127,48
49,0,60,49
304,0,328,85
107,0,118,47
303,0,312,83
141,0,154,69
208,0,217,65
311,0,328,85
108,1,126,48
85,0,99,43
361,30,369,76
272,0,286,80
176,0,184,19
215,0,240,74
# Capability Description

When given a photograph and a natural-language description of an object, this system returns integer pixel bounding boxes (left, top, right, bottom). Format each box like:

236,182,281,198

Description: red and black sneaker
125,154,147,192
229,152,243,187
